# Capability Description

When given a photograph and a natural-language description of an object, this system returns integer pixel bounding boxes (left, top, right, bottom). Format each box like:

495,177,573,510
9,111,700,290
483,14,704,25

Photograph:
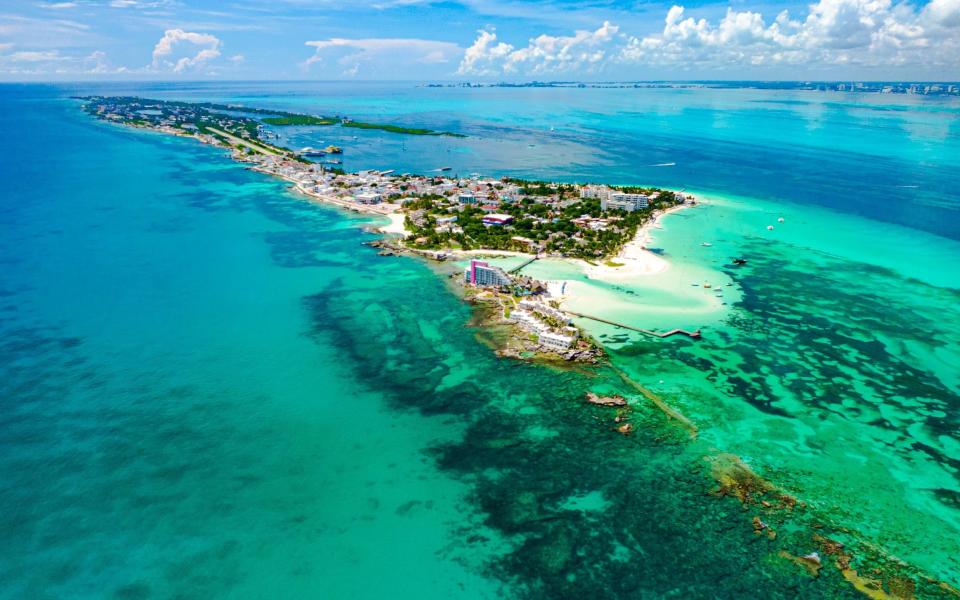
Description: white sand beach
453,249,531,258
582,203,688,283
379,212,409,237
487,197,735,335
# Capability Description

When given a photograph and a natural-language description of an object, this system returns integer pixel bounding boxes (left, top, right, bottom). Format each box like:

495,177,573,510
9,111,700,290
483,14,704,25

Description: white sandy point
378,212,409,237
583,203,687,282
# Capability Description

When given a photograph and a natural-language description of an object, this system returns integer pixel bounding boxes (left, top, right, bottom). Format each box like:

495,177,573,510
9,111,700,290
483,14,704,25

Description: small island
262,115,339,126
79,95,696,364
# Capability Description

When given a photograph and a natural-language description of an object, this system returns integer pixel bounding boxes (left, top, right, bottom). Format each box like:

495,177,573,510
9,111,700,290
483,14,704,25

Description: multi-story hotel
602,192,649,212
463,259,512,287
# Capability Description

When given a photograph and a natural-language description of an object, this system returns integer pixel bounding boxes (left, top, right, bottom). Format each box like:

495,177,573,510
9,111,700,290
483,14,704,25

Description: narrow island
79,95,695,365
77,95,466,143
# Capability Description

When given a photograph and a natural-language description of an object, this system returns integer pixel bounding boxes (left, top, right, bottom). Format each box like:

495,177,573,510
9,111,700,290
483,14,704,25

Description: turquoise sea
1,82,959,598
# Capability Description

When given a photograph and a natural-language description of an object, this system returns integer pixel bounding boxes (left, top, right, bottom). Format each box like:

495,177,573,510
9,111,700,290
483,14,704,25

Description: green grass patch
262,115,338,126
604,260,625,267
342,121,466,137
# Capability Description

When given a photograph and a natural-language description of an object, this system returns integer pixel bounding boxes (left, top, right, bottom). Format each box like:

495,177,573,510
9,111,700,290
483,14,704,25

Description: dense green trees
405,188,683,259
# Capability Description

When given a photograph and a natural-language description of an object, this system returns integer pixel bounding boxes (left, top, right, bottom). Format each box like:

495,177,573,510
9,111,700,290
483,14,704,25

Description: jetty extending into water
564,310,702,339
508,254,540,274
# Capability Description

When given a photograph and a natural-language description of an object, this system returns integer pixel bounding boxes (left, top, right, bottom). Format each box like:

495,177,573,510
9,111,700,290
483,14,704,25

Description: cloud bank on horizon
458,0,960,76
0,0,957,80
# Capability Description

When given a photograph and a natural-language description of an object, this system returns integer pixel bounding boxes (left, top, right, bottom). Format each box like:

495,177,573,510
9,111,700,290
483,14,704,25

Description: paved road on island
206,127,280,156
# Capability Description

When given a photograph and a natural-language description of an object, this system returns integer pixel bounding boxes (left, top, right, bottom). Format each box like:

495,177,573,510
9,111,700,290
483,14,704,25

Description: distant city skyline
1,0,958,81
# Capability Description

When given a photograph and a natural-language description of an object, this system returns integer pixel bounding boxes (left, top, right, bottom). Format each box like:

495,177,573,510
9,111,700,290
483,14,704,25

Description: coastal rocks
585,392,627,407
367,239,404,257
813,534,851,569
559,347,602,363
751,515,777,540
779,550,823,577
617,423,633,435
808,533,926,600
706,453,775,504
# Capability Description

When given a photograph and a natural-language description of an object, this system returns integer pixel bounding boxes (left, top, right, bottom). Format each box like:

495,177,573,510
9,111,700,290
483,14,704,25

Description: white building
355,191,382,204
539,331,577,351
602,192,649,212
511,303,579,352
518,299,569,324
580,184,610,200
464,259,511,287
510,309,551,335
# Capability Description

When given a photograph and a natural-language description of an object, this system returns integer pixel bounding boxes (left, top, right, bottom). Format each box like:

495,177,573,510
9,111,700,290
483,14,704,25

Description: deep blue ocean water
1,82,959,599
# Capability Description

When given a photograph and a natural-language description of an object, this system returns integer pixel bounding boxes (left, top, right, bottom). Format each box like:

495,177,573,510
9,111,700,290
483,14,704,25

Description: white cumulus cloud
457,0,960,76
151,28,222,73
304,37,461,76
459,22,619,75
923,0,960,27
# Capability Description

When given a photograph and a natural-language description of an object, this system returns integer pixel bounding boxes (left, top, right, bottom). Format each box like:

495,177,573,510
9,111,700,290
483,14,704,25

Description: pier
509,255,540,274
564,311,701,339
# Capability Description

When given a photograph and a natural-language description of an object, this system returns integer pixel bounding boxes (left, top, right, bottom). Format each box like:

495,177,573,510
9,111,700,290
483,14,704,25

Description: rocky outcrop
585,392,627,407
558,347,602,363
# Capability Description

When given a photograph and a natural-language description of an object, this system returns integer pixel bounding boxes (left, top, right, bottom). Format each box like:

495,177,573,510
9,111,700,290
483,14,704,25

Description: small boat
732,258,747,265
439,166,452,171
701,242,712,247
767,225,775,231
777,217,785,223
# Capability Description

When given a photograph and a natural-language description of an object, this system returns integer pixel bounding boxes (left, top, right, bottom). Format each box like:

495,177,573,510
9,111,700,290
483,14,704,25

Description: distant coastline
424,80,960,96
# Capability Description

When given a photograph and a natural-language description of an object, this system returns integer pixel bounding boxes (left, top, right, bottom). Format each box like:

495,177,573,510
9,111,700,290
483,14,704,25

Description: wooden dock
508,255,540,274
564,311,701,339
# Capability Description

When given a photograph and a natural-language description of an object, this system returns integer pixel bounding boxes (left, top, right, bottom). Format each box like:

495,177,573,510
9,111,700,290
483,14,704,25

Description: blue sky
0,0,958,80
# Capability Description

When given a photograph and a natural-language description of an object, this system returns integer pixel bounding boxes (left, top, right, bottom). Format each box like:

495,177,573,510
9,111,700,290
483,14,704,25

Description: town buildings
482,213,514,226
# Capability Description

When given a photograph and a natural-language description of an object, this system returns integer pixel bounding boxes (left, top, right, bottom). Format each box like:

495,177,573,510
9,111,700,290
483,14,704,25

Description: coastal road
206,127,280,156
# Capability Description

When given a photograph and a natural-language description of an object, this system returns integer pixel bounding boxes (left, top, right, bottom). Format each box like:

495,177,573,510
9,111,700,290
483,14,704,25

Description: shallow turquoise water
2,83,960,598
0,91,502,599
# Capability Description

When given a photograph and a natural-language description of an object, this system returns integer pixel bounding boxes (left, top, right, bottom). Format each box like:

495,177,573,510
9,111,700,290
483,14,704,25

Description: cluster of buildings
580,185,653,212
248,154,533,215
461,260,579,352
510,299,580,351
456,180,522,207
